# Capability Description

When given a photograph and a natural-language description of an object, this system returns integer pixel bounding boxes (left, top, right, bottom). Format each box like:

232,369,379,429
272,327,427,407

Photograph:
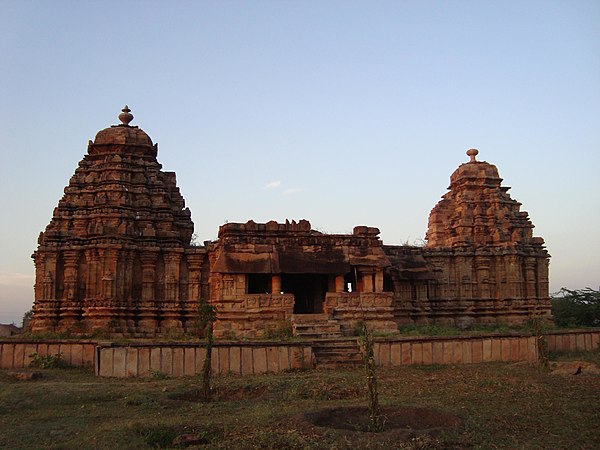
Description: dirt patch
299,405,461,441
549,361,600,376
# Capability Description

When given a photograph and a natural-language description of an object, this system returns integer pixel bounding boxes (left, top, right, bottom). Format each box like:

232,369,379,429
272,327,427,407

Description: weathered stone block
229,346,241,374
482,339,492,362
138,348,150,377
184,347,195,376
472,340,483,364
432,341,444,365
1,344,14,369
112,348,127,377
99,348,113,377
241,347,254,375
126,348,138,377
253,347,268,374
401,343,412,365
462,341,472,364
172,348,184,377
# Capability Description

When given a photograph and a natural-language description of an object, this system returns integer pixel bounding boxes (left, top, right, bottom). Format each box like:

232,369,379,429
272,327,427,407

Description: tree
551,288,600,327
358,322,383,432
197,299,217,401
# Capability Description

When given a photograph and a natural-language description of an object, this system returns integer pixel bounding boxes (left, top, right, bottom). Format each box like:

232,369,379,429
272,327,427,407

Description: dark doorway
247,274,271,294
282,274,328,314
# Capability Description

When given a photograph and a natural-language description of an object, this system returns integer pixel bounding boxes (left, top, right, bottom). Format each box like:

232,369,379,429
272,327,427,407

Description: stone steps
291,314,343,339
312,340,364,369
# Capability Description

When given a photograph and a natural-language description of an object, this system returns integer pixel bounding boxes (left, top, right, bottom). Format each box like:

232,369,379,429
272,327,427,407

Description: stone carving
29,110,551,338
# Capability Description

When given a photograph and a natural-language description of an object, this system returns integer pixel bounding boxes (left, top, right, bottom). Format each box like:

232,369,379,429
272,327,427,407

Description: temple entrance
282,274,328,314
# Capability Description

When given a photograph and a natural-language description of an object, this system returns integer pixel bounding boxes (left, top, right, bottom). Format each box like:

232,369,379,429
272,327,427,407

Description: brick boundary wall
1,330,598,376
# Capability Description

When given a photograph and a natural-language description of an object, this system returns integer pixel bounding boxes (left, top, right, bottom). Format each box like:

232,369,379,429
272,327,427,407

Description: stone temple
30,107,551,337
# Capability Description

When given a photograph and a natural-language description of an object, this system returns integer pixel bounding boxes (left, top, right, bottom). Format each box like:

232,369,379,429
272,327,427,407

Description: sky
1,1,599,325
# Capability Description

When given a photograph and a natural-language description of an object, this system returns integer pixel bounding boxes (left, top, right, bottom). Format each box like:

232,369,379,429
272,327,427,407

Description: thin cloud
0,272,34,286
264,180,281,189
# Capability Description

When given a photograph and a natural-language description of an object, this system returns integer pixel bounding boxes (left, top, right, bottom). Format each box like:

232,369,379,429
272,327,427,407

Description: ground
0,350,599,449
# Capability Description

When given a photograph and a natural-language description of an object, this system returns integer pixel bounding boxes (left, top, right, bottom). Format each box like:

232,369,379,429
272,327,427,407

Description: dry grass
1,350,599,449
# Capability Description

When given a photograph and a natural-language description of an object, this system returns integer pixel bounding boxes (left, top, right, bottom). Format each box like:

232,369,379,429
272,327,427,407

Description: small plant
353,320,366,337
136,425,179,448
261,320,293,340
532,316,549,369
149,369,169,380
28,352,70,369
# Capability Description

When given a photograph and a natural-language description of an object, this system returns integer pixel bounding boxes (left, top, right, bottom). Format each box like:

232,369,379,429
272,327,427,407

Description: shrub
261,320,293,340
29,352,70,369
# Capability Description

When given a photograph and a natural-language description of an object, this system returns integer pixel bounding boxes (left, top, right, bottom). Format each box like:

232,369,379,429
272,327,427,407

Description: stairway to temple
312,339,364,369
291,314,342,339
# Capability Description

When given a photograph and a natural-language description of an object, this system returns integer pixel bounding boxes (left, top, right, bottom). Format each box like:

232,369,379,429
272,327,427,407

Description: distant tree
551,288,600,327
22,309,33,330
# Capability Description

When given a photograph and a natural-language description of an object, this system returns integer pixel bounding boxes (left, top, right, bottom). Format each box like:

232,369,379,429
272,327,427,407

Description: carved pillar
183,252,203,330
272,275,281,294
362,270,374,293
30,252,59,332
475,255,491,299
537,257,549,299
83,248,118,332
524,257,537,300
117,250,136,331
85,249,99,302
374,269,384,293
335,275,345,293
58,250,81,329
160,251,182,329
138,250,159,332
505,253,521,299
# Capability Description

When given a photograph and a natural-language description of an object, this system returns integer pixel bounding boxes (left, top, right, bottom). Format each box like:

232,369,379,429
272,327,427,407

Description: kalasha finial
118,105,134,126
466,148,479,162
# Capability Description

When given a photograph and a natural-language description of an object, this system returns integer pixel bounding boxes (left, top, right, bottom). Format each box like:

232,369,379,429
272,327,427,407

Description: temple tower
30,107,204,335
423,149,551,323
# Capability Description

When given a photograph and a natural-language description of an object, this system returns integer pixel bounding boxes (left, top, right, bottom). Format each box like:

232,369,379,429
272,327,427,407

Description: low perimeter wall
1,330,598,377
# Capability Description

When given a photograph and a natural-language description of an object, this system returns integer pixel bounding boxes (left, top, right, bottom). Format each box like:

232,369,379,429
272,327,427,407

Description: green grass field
1,350,599,449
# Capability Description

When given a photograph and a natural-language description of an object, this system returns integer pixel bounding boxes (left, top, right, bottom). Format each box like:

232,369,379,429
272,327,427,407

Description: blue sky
1,1,599,324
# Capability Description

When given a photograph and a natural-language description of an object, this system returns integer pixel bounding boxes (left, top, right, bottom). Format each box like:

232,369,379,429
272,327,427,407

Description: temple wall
324,292,397,334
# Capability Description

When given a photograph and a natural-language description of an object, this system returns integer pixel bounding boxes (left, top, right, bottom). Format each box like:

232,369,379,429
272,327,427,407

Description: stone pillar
272,275,281,294
335,275,345,293
58,250,81,329
117,250,136,331
475,255,491,299
525,257,537,299
183,252,204,330
138,250,159,332
30,253,59,332
160,251,182,329
362,270,374,293
374,269,384,293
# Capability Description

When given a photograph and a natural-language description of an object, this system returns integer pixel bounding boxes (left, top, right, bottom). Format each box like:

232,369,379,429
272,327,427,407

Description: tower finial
118,105,133,126
466,148,479,163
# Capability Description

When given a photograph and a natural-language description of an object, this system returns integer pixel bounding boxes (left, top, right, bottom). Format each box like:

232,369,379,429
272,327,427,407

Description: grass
1,349,599,449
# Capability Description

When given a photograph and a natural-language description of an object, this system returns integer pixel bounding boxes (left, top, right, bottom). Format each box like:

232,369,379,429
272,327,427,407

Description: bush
29,352,70,369
552,288,600,327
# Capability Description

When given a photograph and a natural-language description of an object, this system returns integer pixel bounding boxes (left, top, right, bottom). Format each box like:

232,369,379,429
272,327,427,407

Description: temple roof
91,106,154,152
448,148,502,190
